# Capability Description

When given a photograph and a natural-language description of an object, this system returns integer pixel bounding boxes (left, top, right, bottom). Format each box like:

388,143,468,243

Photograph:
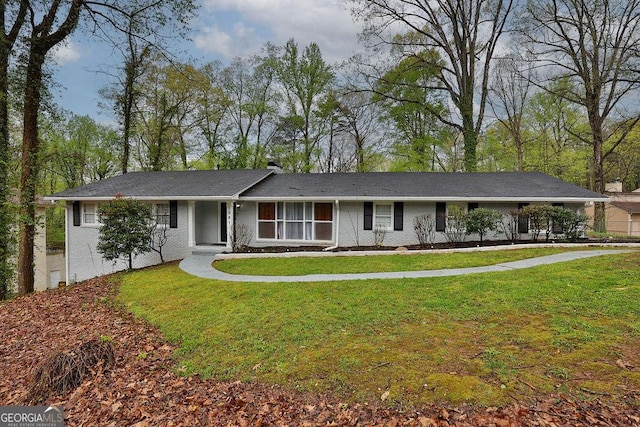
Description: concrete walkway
179,247,634,283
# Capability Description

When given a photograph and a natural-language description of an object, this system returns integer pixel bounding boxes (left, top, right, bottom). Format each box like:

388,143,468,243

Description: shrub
499,210,521,242
464,208,502,244
231,223,253,252
519,205,554,241
413,213,436,247
550,207,589,241
443,205,466,243
373,224,388,247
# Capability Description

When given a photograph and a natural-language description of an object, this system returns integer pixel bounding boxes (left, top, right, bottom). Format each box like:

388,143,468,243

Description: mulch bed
1,276,639,426
240,238,640,254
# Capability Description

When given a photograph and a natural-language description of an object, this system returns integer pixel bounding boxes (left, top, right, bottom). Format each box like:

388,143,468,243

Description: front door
220,202,228,243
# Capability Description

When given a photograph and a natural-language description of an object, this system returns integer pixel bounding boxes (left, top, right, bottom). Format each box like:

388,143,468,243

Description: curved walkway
179,247,635,283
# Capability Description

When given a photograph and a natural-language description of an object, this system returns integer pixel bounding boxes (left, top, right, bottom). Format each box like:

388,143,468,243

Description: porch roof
46,169,274,201
240,172,609,202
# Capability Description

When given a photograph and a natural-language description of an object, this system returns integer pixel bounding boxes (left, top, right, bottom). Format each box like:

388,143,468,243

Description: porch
187,200,234,251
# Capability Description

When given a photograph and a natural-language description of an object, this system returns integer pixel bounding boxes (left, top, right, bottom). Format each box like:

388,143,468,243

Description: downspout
64,202,70,286
324,200,340,251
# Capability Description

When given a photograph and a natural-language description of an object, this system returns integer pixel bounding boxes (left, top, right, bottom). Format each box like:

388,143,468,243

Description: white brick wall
66,201,191,283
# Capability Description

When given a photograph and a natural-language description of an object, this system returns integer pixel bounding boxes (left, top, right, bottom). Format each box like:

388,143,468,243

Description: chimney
605,178,623,193
267,161,283,174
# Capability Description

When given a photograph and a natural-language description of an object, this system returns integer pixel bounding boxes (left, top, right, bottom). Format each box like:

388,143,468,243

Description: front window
258,202,333,241
374,203,392,230
155,203,170,225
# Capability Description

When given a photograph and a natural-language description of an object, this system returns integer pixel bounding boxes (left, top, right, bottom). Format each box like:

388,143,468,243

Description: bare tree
351,0,514,171
521,0,640,232
488,55,535,171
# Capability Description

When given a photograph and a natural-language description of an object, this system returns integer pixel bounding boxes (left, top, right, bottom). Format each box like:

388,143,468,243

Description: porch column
226,201,234,250
334,200,340,247
188,201,196,248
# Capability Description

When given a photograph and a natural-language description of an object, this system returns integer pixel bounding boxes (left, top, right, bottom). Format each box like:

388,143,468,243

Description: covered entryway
193,201,229,246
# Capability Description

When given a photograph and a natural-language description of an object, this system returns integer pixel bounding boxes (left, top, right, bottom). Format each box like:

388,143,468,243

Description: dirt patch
1,276,639,426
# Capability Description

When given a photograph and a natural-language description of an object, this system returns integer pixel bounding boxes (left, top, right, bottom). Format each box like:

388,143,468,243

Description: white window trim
153,202,170,227
81,202,101,227
373,202,393,231
256,202,334,242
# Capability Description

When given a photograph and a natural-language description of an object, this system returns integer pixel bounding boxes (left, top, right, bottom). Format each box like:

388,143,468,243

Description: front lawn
214,246,597,275
119,249,640,409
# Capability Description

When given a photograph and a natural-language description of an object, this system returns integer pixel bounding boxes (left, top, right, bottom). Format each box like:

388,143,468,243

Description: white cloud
194,0,362,63
51,40,83,65
194,21,261,59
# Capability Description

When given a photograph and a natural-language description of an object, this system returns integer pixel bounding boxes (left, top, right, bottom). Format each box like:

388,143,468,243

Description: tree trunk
462,122,478,172
17,0,82,295
461,94,478,172
592,131,606,233
17,47,46,296
0,0,27,299
587,93,606,233
0,47,12,300
121,62,133,174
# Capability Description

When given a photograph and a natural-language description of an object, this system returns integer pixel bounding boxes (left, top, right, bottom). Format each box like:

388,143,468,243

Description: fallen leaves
1,276,639,426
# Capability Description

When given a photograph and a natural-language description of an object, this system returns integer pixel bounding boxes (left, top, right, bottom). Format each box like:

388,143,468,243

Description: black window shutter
468,202,479,211
518,203,529,234
436,202,446,232
72,201,81,226
394,202,404,231
364,202,373,230
552,203,564,233
169,200,178,228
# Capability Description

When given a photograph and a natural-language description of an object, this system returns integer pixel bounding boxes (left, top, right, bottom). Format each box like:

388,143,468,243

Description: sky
50,0,364,123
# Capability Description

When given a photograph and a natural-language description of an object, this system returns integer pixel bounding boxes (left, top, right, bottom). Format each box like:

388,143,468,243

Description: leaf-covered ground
1,276,639,426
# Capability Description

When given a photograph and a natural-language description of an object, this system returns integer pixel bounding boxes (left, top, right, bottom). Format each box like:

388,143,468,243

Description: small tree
464,208,502,245
149,223,169,263
413,213,436,248
97,197,154,270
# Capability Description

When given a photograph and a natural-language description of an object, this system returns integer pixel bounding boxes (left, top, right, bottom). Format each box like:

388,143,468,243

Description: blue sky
51,0,363,123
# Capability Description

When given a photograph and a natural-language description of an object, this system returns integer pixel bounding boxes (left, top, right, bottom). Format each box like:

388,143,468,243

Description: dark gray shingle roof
47,170,274,200
611,201,640,214
47,170,608,202
240,172,608,201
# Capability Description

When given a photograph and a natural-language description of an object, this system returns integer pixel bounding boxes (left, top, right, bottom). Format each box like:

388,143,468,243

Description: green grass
214,247,596,275
118,249,640,409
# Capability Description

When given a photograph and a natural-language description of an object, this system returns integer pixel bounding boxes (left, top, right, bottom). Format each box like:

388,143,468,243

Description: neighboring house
46,170,608,284
586,180,640,236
